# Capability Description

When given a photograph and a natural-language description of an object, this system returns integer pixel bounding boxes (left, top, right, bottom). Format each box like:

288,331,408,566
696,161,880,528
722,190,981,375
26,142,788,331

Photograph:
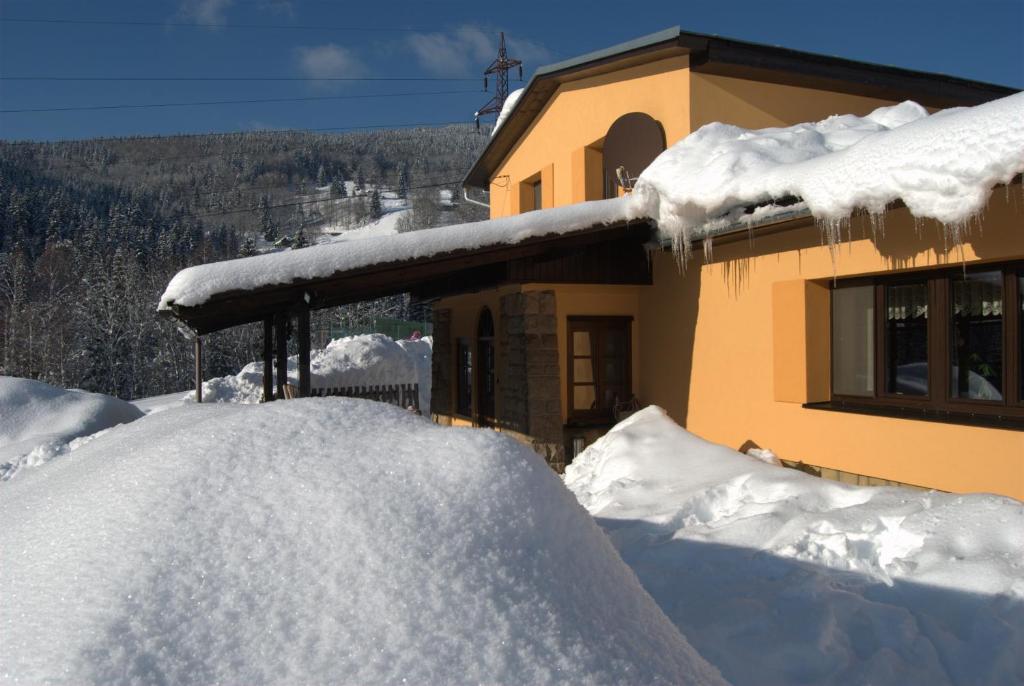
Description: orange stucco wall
489,55,691,218
689,72,905,130
639,190,1024,498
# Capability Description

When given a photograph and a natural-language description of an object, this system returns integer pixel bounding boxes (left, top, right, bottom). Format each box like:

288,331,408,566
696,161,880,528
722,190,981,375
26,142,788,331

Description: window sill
803,401,1024,431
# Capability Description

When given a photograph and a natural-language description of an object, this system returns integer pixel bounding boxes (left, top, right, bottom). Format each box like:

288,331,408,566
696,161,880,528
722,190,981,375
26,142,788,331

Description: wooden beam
194,335,203,404
275,311,288,401
297,305,311,398
263,316,274,402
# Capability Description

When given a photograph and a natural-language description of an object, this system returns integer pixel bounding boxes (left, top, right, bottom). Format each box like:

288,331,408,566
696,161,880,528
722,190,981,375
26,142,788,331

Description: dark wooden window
567,316,632,423
829,263,1024,425
456,338,472,417
531,180,542,211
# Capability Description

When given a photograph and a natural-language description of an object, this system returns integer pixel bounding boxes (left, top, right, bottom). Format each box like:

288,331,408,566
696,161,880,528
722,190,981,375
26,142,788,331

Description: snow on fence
310,383,420,412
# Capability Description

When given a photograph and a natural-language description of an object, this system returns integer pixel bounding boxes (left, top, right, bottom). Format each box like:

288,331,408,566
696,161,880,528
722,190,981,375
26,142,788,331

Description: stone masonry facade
430,307,452,417
500,290,565,471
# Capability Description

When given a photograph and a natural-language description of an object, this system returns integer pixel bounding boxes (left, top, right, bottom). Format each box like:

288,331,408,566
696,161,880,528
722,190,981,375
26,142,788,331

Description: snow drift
194,333,431,409
565,407,1024,685
0,399,723,685
0,376,143,481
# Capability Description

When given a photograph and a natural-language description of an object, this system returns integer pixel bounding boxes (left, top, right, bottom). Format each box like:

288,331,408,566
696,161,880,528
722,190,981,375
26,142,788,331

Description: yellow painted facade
489,56,691,218
440,47,1023,498
639,192,1024,499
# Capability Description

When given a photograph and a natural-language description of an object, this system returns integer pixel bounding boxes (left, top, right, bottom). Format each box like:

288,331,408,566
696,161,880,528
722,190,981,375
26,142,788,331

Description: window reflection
886,283,928,395
951,272,1003,400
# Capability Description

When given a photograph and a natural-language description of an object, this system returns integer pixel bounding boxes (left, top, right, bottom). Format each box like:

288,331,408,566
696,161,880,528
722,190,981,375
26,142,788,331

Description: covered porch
160,216,654,425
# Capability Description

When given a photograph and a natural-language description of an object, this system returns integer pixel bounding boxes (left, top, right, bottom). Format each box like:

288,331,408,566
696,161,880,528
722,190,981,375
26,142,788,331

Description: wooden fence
309,383,420,412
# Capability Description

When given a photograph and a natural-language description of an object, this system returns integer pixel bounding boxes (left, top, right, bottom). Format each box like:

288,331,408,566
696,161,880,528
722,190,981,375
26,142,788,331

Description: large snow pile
629,92,1024,255
565,407,1024,686
194,333,430,407
0,399,723,685
0,376,143,481
491,87,524,136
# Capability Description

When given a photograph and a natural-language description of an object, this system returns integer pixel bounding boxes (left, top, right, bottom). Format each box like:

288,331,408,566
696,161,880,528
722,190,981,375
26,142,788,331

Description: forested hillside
0,124,489,399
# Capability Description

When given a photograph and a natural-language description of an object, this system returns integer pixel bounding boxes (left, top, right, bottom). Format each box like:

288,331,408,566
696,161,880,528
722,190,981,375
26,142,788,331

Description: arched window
602,112,666,198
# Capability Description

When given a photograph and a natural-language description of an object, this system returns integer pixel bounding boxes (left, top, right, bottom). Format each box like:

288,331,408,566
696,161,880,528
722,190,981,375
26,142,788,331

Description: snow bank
0,376,143,481
0,399,723,685
160,197,630,309
629,92,1024,256
565,407,1024,686
491,87,524,136
192,333,430,406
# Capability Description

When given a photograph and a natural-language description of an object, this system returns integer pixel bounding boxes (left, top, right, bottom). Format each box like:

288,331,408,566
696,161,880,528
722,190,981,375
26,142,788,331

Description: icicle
702,235,714,263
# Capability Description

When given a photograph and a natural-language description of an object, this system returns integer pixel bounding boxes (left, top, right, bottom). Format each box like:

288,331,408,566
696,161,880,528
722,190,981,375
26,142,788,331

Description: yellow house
160,28,1022,500
439,28,1024,496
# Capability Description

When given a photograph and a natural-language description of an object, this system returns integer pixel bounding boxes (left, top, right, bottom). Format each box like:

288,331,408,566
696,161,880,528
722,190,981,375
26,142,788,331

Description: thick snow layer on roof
565,407,1024,686
0,399,723,685
630,92,1024,254
491,87,524,136
159,196,630,309
0,376,143,480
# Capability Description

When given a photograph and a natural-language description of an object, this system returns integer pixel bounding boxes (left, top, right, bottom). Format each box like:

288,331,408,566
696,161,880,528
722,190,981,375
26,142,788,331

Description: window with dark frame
829,263,1024,424
567,317,632,423
531,180,542,211
456,338,472,417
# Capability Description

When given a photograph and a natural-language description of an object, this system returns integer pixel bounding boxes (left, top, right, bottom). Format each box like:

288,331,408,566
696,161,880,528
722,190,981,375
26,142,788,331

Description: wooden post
275,311,288,401
297,306,311,398
263,316,274,402
194,335,203,404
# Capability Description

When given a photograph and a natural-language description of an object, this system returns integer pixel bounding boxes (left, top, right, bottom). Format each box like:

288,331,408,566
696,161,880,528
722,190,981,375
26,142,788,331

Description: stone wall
430,308,452,418
500,290,565,471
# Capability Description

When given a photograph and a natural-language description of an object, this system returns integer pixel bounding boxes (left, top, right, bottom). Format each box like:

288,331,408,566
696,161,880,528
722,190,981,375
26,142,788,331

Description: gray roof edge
534,26,683,77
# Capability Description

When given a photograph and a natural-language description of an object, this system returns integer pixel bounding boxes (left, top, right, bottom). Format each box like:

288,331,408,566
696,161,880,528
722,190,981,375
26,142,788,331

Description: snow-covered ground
565,407,1024,686
0,376,143,481
192,333,431,410
0,399,723,685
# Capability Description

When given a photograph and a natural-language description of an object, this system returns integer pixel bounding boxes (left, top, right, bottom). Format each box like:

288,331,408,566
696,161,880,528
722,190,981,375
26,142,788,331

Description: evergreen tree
397,167,409,200
369,189,383,221
238,236,257,257
293,228,309,249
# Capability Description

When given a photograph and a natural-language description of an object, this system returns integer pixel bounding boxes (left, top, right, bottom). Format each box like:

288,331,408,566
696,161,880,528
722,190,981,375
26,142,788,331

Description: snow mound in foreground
0,399,723,686
195,333,429,406
0,376,143,481
565,407,1024,686
630,92,1024,253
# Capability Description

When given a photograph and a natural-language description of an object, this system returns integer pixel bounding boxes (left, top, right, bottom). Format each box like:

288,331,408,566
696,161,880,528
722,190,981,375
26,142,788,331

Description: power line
0,75,479,82
0,89,480,114
0,17,433,32
0,119,483,146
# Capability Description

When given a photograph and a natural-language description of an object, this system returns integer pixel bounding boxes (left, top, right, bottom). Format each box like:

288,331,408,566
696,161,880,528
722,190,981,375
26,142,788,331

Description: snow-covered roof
160,92,1023,321
631,91,1024,255
159,197,632,310
491,88,524,137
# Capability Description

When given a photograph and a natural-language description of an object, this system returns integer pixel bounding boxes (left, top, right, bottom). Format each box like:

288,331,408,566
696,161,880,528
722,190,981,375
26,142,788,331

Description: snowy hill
566,406,1024,686
0,376,143,481
0,399,723,685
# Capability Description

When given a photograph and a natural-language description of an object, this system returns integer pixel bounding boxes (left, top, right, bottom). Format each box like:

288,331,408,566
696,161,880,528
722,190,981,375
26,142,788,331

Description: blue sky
1,0,1021,141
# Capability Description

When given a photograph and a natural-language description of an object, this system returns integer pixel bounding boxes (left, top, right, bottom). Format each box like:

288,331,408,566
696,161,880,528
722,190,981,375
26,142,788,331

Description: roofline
163,219,654,334
463,26,1018,190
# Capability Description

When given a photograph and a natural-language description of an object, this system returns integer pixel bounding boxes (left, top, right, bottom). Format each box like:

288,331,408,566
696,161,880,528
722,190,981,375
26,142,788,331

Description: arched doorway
476,307,496,425
602,112,666,198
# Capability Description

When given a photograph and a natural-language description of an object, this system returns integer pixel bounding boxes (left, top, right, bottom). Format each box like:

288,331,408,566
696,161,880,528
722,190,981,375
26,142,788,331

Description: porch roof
159,199,653,334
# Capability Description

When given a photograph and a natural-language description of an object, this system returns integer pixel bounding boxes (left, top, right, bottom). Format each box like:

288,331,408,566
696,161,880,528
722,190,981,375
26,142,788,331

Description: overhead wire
0,89,482,114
